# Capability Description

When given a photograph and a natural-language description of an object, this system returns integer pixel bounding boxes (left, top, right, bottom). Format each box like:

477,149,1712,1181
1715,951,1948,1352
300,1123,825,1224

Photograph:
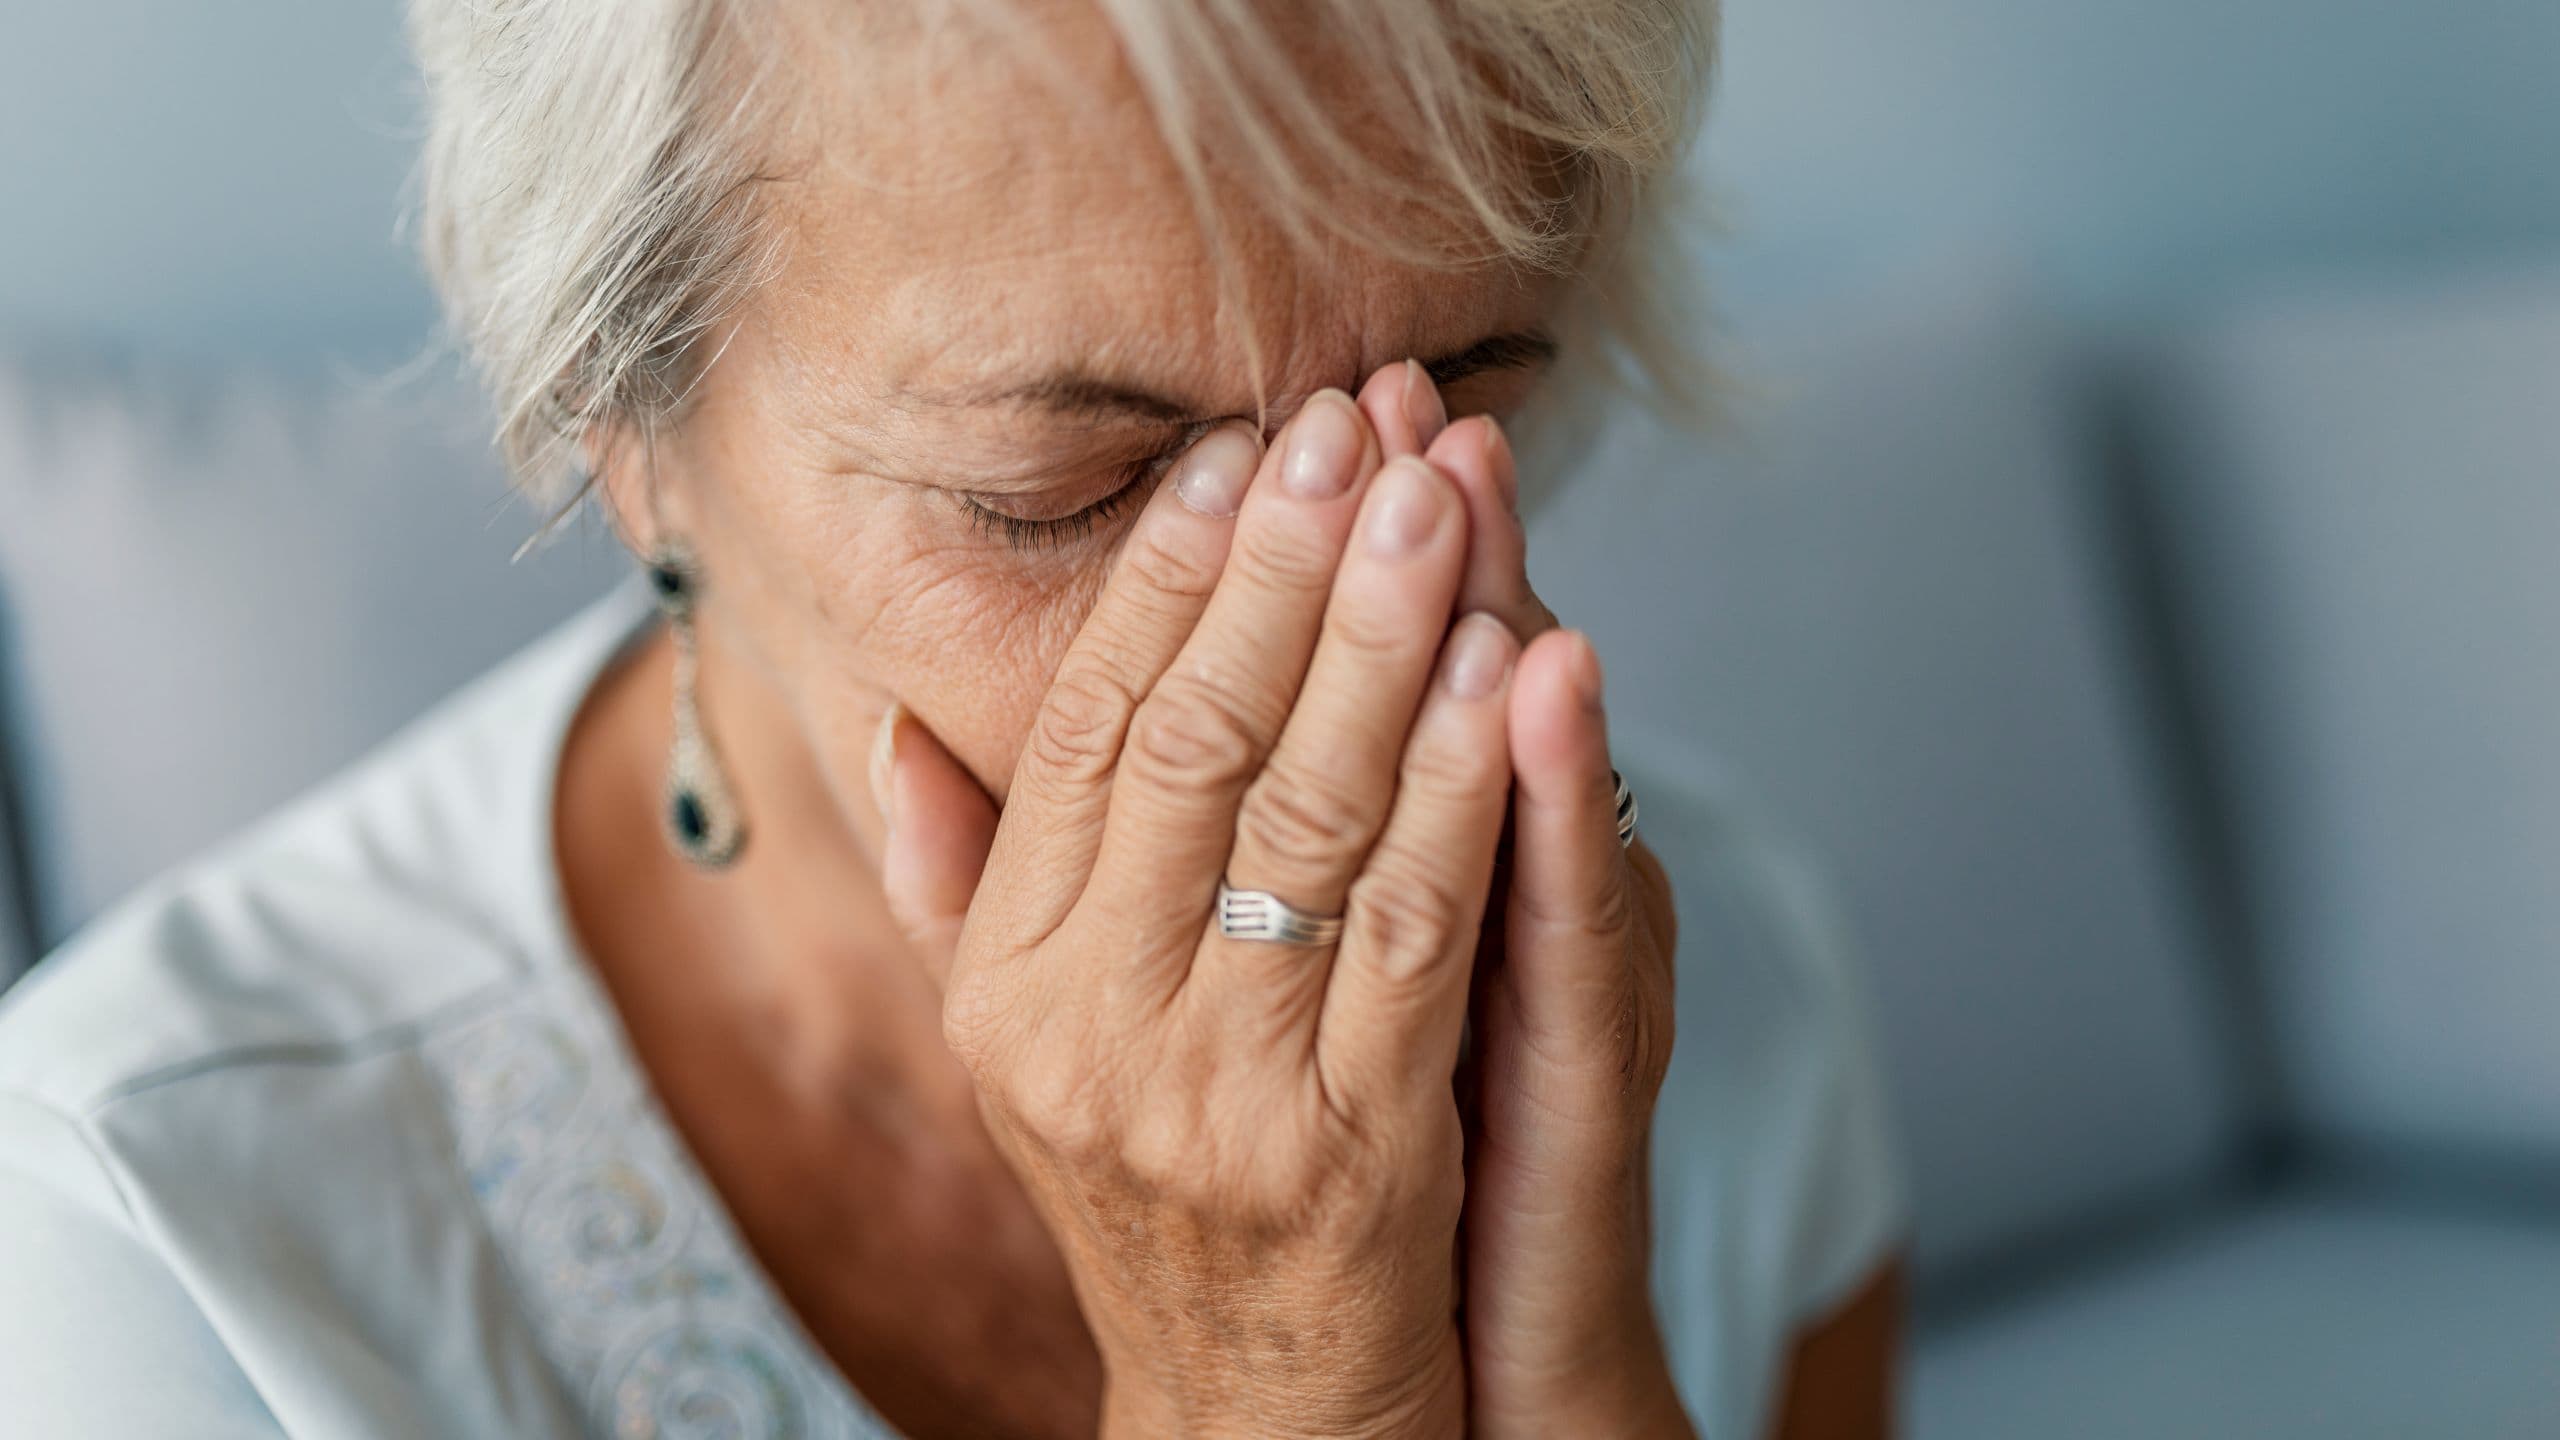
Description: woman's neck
554,618,966,1120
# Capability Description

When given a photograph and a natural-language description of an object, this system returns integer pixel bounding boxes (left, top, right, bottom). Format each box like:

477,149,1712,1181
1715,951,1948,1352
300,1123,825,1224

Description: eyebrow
938,328,1561,424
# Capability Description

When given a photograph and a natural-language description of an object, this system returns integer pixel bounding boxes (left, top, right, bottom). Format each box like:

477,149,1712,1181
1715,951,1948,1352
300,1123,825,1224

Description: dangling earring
648,542,749,868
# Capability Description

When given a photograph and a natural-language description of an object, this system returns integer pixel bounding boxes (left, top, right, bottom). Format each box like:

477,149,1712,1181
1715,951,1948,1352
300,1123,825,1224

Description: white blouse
0,576,1901,1440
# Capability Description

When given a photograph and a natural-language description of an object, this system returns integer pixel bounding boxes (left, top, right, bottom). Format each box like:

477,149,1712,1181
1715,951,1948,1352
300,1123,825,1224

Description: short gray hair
405,0,1718,513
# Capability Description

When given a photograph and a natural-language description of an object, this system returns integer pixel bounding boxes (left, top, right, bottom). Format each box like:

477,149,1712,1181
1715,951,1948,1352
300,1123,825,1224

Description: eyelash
955,432,1202,552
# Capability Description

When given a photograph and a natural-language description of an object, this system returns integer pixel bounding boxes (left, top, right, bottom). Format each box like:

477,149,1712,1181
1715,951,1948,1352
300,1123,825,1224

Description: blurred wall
1702,0,2560,317
4,0,2559,359
0,2,436,365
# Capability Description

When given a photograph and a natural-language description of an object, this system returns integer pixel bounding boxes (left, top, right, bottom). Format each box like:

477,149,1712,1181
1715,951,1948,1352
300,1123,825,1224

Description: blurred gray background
6,0,2559,355
3,3,2556,1437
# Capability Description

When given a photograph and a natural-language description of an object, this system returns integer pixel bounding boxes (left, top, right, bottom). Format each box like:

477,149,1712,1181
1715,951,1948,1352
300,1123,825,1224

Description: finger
1317,611,1520,1106
1424,415,1556,642
1355,357,1447,458
872,701,997,993
1500,627,1642,1056
1193,454,1471,1029
1082,389,1384,971
973,421,1261,957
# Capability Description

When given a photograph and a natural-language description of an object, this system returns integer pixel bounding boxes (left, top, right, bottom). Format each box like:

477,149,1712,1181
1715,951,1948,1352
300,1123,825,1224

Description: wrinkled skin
557,3,1825,1437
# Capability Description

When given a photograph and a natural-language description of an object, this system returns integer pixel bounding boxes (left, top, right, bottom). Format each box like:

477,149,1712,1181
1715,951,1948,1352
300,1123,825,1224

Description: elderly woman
0,0,1903,1435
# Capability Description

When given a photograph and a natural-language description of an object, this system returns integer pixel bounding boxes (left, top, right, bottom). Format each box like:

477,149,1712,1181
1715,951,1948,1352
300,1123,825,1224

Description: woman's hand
881,390,1523,1436
1351,363,1692,1439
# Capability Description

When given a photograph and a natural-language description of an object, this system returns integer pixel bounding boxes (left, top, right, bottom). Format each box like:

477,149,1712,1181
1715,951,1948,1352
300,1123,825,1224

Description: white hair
404,0,1719,517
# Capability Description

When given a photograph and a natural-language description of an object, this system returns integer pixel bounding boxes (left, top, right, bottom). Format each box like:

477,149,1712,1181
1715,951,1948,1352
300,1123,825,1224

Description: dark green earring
649,543,747,868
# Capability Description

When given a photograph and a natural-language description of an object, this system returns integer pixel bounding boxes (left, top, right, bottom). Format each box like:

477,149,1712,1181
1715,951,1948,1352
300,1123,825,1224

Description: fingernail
1402,359,1447,450
1442,612,1516,699
869,701,904,828
1364,456,1449,558
1567,630,1605,712
1484,419,1519,513
1172,423,1260,517
1282,390,1363,499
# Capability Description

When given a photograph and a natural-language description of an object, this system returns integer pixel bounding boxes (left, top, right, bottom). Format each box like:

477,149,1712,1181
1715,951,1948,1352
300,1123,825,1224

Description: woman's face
617,2,1563,832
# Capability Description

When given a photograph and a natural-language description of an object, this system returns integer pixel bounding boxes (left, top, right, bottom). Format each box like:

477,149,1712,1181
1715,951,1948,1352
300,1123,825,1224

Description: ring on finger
1613,768,1639,849
1215,879,1345,946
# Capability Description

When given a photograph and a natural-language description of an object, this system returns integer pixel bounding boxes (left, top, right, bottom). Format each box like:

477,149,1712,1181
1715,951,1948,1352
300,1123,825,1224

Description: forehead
744,0,1549,419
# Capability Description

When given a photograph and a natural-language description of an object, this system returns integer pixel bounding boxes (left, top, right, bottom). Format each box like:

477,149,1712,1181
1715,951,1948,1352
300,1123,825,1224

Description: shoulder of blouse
0,577,655,1121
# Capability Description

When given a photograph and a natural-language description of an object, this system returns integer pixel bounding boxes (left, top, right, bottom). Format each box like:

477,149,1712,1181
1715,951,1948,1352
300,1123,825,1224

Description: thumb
870,701,997,988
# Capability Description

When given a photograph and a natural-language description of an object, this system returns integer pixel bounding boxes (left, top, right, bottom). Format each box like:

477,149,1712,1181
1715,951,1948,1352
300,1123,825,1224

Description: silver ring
1612,768,1639,849
1216,880,1345,946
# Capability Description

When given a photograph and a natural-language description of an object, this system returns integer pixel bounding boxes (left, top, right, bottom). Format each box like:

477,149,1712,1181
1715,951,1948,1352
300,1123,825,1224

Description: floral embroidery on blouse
425,971,893,1440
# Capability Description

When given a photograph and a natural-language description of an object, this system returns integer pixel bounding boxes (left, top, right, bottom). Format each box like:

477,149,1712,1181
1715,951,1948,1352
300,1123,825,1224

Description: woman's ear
580,418,666,560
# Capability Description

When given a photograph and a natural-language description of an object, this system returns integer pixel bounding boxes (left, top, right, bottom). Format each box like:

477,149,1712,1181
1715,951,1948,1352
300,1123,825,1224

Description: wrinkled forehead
741,0,1551,420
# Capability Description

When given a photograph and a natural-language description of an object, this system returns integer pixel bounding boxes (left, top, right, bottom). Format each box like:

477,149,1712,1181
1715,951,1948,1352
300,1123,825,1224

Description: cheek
684,429,1124,810
814,529,1114,803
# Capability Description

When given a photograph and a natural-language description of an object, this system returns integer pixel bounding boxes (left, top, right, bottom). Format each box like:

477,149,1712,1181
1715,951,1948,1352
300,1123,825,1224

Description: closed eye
953,421,1215,551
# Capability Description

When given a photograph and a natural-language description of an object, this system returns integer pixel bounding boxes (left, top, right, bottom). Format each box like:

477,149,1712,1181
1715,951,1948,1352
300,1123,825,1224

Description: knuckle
1399,725,1503,802
938,975,1008,1075
1325,602,1416,663
1516,961,1674,1111
1236,763,1378,874
1125,677,1266,793
1619,975,1675,1098
1026,667,1139,788
1515,863,1640,946
1001,1052,1115,1166
1585,867,1639,941
1118,524,1221,609
1345,858,1472,976
1576,871,1638,948
1250,1169,1339,1243
1230,1127,1354,1237
1116,1107,1201,1201
1233,519,1341,595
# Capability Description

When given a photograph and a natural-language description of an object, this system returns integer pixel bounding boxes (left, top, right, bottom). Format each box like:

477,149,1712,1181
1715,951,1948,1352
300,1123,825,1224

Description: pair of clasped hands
874,359,1688,1437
